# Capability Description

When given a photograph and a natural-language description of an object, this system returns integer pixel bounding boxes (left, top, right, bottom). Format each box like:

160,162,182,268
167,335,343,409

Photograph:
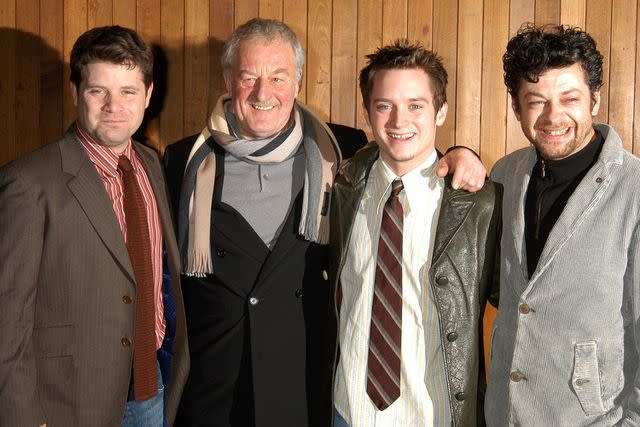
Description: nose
252,78,272,102
102,93,123,112
541,100,564,124
389,107,408,128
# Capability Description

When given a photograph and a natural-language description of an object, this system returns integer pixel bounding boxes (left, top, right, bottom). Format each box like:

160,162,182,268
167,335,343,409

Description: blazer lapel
60,132,136,285
431,177,476,265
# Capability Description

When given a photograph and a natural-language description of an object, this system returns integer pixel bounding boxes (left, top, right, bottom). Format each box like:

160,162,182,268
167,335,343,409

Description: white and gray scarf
178,94,341,276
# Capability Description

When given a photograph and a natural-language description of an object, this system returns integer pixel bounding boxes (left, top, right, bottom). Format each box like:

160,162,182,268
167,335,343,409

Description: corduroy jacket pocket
572,340,606,417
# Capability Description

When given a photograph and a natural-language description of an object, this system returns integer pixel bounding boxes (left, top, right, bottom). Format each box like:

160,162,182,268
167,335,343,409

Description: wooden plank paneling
0,0,17,166
16,0,40,157
88,0,113,28
455,0,483,154
408,0,432,48
507,0,535,155
480,0,509,169
432,0,457,152
306,0,332,121
260,0,283,20
64,0,87,128
635,1,640,155
586,0,612,123
356,0,382,134
137,0,161,150
608,0,637,151
283,0,308,103
331,0,357,126
382,0,407,44
40,0,65,147
209,0,233,115
159,0,184,151
561,0,586,28
183,0,209,135
235,0,259,29
536,0,560,25
113,0,136,28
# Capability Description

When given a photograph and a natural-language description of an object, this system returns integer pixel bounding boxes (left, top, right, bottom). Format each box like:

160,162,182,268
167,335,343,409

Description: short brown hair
360,39,448,113
70,25,153,88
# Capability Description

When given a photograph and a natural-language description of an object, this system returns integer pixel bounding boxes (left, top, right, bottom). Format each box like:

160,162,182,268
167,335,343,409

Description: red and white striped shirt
76,123,165,349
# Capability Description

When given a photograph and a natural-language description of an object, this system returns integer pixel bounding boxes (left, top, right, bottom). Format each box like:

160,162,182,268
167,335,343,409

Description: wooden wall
2,0,640,168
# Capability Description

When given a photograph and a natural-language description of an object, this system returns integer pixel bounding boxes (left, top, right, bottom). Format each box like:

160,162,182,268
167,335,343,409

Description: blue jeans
121,363,164,427
334,409,350,427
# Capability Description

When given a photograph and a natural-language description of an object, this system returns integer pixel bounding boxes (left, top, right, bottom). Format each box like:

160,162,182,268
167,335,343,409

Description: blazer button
435,276,449,286
121,337,131,347
519,303,531,314
249,297,259,305
447,332,458,342
216,249,226,257
510,370,526,382
122,295,132,304
322,270,329,281
295,289,303,298
454,392,466,401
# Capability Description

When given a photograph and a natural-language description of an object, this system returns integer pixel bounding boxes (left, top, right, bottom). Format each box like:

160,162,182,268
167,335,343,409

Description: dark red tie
118,155,157,402
367,178,404,410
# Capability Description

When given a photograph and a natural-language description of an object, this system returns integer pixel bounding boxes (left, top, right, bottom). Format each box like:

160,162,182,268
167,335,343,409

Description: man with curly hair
486,24,640,426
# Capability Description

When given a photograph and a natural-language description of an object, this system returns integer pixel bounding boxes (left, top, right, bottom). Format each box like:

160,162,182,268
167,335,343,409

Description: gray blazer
486,123,640,426
0,129,189,426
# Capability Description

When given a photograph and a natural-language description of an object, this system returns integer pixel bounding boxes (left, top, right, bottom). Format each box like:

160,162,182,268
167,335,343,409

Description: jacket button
249,297,259,305
216,249,226,257
596,177,603,183
435,276,449,286
121,337,131,347
322,270,329,281
295,289,303,298
519,303,531,314
454,392,466,401
575,378,590,386
446,332,458,342
510,370,526,382
122,295,132,304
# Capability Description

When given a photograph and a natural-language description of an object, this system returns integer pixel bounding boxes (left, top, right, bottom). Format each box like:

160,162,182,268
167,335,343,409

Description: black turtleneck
524,129,604,277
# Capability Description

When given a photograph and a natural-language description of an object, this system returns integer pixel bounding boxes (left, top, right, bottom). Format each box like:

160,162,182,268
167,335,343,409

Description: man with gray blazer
0,26,188,426
486,24,640,426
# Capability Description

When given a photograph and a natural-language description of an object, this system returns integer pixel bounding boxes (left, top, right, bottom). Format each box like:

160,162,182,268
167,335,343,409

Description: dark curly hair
360,39,448,114
70,26,153,89
503,24,603,110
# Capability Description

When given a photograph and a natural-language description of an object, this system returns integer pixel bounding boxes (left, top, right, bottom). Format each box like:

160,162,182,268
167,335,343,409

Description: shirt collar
373,149,440,214
75,122,135,176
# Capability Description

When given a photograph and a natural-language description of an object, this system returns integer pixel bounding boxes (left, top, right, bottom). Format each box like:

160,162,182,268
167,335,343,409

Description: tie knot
118,155,133,173
390,179,404,197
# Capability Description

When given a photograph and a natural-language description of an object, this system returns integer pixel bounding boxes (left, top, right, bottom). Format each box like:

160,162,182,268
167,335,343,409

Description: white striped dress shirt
76,123,165,349
334,150,450,426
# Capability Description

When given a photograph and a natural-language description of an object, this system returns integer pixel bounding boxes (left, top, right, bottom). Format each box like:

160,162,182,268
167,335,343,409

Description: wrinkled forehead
234,36,296,67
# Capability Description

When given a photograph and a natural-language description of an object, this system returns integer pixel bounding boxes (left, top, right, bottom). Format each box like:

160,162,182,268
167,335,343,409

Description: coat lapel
60,131,136,285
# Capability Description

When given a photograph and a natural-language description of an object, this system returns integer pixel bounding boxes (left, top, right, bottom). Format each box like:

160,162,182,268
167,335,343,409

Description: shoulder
163,134,199,181
0,138,66,183
490,146,534,182
326,123,369,160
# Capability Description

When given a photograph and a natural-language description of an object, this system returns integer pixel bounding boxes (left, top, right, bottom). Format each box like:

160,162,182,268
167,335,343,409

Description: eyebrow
373,97,429,103
524,88,583,98
239,68,291,76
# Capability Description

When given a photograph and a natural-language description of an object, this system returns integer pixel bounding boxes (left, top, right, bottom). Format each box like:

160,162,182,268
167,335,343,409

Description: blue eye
409,103,422,110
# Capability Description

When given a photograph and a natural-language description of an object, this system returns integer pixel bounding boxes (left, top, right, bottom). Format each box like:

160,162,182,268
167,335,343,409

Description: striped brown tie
118,155,157,402
367,178,404,410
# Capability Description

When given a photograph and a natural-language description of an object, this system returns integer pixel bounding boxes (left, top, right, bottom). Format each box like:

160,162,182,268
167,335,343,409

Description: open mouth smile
387,132,416,141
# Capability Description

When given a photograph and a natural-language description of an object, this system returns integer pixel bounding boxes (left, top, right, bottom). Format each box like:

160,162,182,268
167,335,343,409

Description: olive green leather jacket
325,143,502,426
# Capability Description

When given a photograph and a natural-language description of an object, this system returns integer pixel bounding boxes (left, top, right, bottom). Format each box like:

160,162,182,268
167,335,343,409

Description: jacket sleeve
0,162,46,426
618,222,640,426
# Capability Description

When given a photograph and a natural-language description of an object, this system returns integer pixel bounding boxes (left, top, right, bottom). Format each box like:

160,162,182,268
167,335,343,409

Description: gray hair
221,18,306,83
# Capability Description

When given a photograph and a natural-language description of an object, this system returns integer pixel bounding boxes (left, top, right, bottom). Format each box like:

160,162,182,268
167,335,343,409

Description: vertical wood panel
635,1,640,155
183,0,209,135
40,0,65,147
506,0,535,155
64,0,87,128
260,0,283,20
382,0,407,44
210,0,234,112
88,0,113,27
586,0,612,123
113,0,136,28
432,0,457,152
235,0,259,28
16,0,40,156
306,0,332,121
283,0,308,103
331,0,357,126
609,0,637,151
560,0,586,28
536,0,561,25
0,0,16,165
159,0,184,151
455,0,483,154
137,0,161,150
480,0,509,170
356,0,382,134
407,0,432,48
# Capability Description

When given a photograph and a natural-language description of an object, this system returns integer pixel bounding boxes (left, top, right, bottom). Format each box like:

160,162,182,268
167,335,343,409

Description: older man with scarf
164,18,487,427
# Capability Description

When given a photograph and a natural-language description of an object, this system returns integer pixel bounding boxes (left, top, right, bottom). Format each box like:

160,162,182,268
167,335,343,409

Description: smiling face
71,61,152,153
366,68,447,176
514,63,600,160
225,36,300,140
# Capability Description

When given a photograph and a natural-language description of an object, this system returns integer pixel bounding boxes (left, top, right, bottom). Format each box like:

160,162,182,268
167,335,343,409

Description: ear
145,82,154,109
70,81,79,107
591,91,601,116
435,102,448,126
224,74,232,95
511,96,521,121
